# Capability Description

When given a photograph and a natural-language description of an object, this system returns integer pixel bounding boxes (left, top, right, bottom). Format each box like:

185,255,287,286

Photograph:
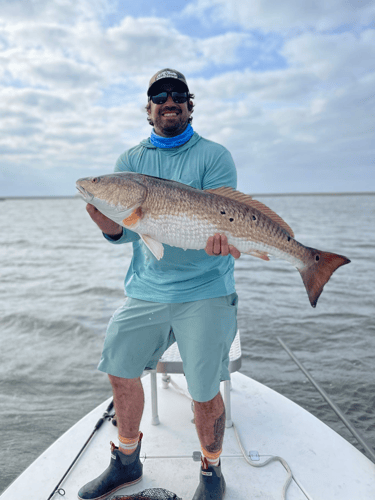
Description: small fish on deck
76,172,350,307
112,488,182,499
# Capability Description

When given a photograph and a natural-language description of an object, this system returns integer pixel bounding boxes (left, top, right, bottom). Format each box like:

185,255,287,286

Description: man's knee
108,374,141,389
194,391,223,409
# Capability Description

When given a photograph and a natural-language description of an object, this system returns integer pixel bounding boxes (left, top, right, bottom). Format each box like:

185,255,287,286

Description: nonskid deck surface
2,373,375,500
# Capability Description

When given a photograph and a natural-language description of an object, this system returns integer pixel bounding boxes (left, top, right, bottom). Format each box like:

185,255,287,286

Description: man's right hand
86,204,123,238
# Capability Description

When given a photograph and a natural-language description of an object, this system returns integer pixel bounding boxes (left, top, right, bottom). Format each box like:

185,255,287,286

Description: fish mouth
76,184,93,202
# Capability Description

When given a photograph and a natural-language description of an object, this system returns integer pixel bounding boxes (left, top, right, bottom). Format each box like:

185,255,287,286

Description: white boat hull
1,372,374,499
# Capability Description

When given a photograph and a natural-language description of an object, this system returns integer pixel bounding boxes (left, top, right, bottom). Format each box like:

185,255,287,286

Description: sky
1,0,374,196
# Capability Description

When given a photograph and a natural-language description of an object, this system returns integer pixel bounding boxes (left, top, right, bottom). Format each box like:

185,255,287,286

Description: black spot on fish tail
298,249,350,307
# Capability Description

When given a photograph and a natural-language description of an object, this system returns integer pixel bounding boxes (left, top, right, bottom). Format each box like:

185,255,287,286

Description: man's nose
165,94,175,104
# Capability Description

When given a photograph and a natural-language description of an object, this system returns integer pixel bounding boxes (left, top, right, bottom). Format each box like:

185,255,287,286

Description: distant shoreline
250,191,375,197
1,191,374,200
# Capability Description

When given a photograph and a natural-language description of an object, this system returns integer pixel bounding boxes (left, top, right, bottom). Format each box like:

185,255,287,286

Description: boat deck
1,372,374,499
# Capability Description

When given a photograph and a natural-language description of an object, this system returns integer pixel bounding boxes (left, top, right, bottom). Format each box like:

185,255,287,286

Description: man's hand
86,204,123,237
205,233,241,259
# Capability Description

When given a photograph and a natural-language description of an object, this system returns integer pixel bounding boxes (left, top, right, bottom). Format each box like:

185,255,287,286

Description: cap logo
156,70,178,81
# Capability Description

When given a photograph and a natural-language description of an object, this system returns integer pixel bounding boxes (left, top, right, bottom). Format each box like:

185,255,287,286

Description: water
0,194,374,493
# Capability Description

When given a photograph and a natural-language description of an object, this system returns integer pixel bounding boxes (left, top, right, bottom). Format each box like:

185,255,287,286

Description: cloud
0,4,257,195
282,29,375,80
74,17,252,77
1,13,251,89
0,0,112,24
0,0,374,195
189,27,375,193
0,85,147,163
185,0,375,32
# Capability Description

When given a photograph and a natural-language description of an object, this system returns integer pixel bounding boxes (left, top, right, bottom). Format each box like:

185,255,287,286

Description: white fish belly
136,214,303,267
230,236,304,267
137,214,219,250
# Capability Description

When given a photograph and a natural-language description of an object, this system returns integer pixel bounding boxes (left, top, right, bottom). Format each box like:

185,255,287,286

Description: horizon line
1,191,374,200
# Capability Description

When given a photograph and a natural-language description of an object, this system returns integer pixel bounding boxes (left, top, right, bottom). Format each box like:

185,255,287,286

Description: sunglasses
149,91,188,105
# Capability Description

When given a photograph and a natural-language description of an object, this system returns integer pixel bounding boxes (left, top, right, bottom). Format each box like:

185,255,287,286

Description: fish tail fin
298,249,350,307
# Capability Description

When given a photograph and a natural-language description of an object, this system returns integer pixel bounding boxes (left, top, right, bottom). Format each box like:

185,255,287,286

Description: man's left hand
205,233,241,259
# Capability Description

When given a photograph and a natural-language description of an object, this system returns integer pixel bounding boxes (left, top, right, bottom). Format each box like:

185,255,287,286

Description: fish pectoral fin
141,234,164,260
246,250,270,261
122,207,143,228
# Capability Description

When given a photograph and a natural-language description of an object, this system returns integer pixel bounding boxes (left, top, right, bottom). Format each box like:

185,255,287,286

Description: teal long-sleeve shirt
104,131,237,303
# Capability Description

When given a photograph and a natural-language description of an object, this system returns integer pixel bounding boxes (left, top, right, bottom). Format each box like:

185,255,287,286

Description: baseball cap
147,69,189,96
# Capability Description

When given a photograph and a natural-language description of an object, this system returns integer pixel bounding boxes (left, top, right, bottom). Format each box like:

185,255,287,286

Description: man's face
148,84,191,138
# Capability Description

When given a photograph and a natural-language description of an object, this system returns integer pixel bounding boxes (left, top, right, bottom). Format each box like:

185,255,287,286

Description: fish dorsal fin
207,187,295,238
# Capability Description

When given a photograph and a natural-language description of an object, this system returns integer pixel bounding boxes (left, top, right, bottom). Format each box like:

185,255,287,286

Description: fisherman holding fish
78,69,241,500
77,68,350,500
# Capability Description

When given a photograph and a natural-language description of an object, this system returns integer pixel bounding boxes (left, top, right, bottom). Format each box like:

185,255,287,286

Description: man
78,69,240,500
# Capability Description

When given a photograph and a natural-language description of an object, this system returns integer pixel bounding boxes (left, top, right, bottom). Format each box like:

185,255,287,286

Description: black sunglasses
149,91,188,105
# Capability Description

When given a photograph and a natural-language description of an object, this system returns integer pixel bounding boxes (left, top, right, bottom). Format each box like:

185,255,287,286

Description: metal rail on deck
277,337,375,463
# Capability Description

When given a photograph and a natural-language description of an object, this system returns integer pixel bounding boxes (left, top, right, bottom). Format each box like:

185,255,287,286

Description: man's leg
109,375,144,438
192,392,226,500
78,376,144,499
172,294,237,499
79,298,174,499
194,391,225,465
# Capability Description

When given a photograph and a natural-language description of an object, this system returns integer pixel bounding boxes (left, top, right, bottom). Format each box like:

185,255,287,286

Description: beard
153,106,189,137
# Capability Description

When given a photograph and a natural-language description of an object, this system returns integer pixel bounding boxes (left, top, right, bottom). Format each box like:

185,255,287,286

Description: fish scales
76,172,350,307
136,178,215,250
140,175,298,260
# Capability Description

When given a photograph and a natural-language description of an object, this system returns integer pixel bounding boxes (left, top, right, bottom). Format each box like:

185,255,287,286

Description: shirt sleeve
103,151,140,245
202,147,237,191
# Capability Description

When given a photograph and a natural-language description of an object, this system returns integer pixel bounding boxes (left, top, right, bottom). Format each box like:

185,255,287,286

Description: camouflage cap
147,69,189,96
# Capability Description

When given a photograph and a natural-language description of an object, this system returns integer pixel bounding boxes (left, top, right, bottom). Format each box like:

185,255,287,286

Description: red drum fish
113,488,181,499
76,172,350,307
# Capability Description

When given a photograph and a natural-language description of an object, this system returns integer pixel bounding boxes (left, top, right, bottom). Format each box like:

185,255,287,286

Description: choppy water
0,194,374,493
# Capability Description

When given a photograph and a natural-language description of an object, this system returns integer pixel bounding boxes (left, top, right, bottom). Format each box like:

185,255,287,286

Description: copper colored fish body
76,172,350,307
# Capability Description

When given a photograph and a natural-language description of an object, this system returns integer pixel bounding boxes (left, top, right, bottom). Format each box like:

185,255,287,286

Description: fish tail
298,249,350,307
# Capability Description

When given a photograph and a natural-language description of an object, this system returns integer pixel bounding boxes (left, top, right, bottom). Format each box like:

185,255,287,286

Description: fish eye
92,177,99,183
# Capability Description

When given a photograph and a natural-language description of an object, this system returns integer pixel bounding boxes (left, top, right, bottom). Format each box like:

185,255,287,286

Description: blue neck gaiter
150,124,194,149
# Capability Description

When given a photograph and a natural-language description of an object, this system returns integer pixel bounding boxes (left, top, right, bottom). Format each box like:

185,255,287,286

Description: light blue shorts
98,293,238,402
